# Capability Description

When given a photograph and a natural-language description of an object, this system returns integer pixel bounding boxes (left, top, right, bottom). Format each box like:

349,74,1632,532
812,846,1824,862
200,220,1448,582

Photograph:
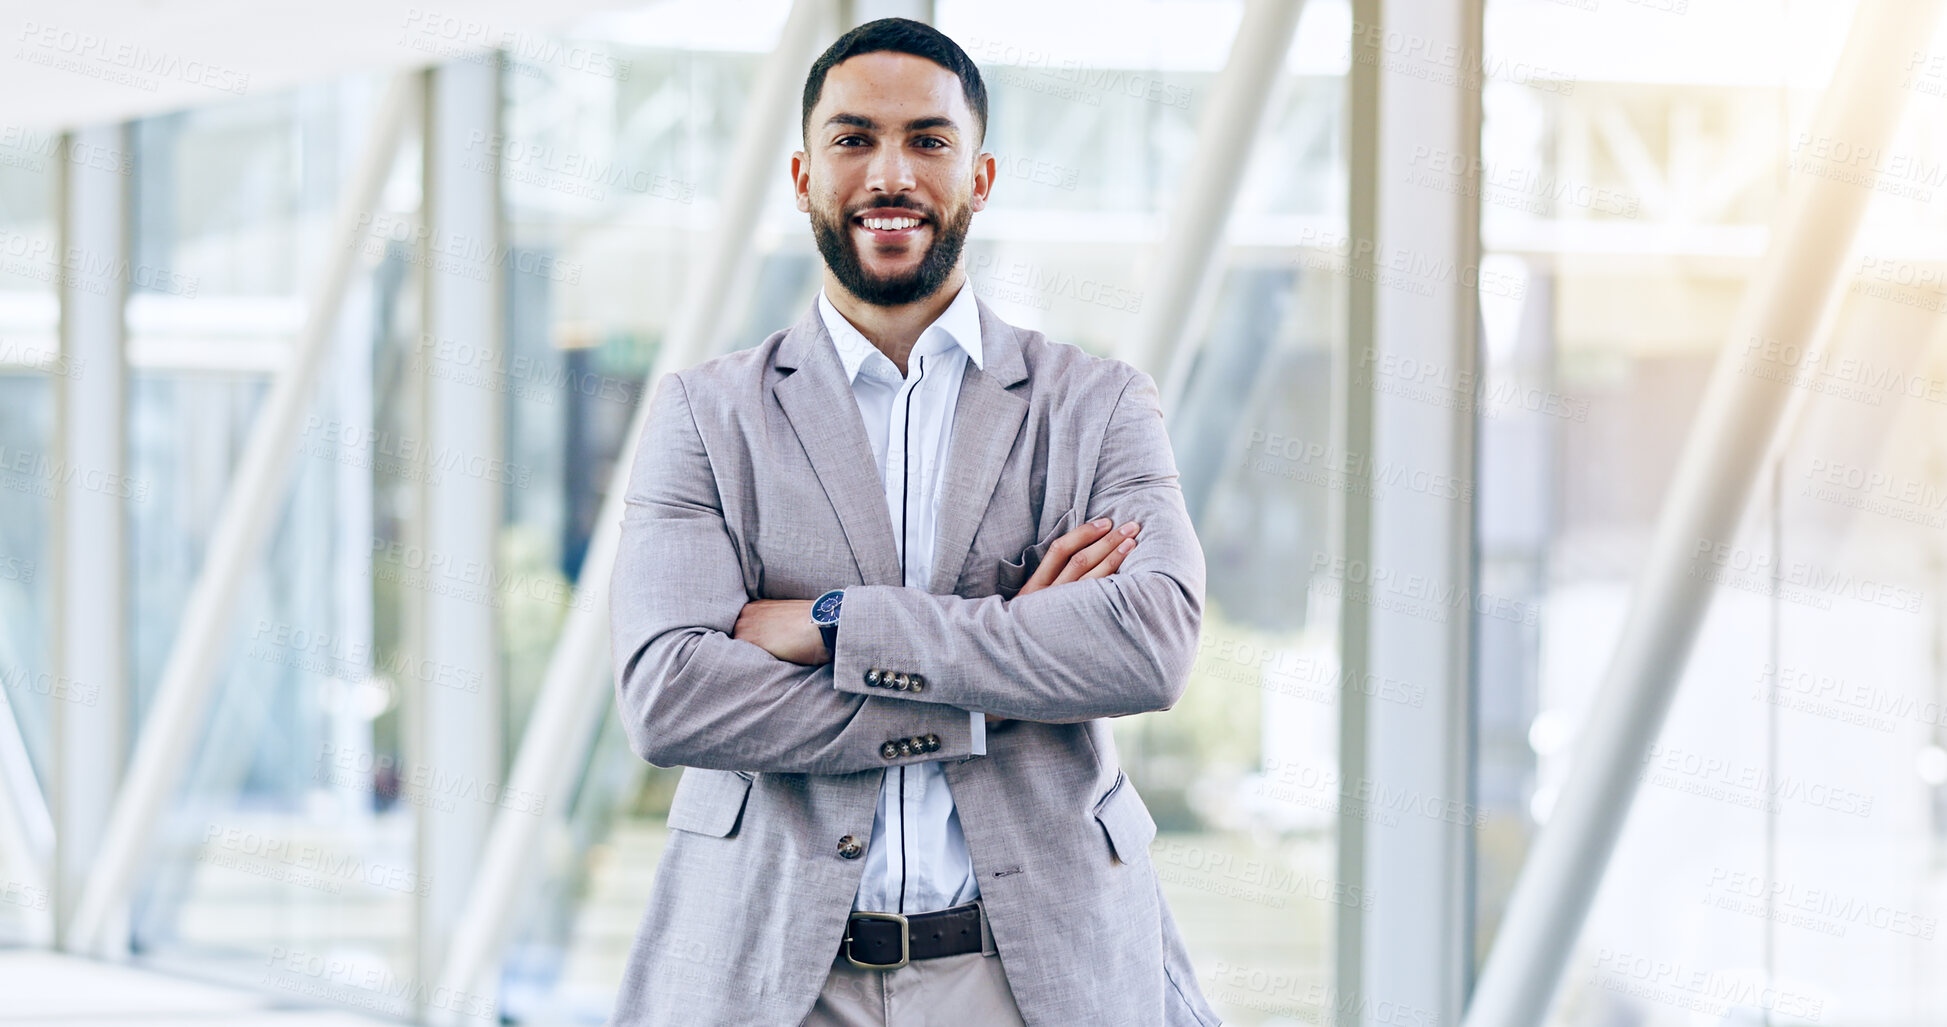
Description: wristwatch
812,588,845,656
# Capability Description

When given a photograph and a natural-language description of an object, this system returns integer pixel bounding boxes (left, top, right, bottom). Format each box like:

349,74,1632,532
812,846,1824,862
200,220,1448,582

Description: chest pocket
665,768,755,838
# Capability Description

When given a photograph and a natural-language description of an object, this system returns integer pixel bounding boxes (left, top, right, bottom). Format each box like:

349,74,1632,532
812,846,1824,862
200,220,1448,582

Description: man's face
793,52,993,307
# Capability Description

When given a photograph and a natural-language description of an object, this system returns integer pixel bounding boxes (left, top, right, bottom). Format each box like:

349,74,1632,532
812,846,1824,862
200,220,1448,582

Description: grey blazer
606,293,1222,1026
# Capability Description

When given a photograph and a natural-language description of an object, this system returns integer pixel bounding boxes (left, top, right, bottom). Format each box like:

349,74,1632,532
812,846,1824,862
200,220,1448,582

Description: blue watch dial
813,589,843,655
812,589,844,625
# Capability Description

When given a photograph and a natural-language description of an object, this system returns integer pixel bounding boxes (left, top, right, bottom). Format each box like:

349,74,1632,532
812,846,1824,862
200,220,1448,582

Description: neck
824,268,966,377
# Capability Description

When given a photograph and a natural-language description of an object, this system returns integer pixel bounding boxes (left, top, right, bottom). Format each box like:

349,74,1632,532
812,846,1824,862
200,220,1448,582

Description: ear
970,151,996,213
790,150,811,213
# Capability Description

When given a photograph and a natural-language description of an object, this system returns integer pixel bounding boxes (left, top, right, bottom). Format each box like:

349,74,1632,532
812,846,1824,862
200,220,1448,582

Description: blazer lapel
927,295,1030,595
774,300,905,587
772,292,1032,594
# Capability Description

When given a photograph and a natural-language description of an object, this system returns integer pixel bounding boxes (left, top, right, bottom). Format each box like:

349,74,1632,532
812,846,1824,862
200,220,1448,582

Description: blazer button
924,733,941,751
881,741,900,760
865,668,882,687
837,835,863,859
892,673,910,691
909,674,925,692
897,739,914,757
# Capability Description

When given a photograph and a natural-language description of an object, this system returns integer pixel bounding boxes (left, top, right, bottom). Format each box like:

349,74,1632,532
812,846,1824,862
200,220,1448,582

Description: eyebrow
824,113,960,134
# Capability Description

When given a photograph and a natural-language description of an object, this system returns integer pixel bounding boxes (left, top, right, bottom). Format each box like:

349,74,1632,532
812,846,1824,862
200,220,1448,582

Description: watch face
813,590,843,624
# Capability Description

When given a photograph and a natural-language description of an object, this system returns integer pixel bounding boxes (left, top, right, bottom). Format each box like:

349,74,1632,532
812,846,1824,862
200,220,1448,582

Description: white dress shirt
819,280,987,915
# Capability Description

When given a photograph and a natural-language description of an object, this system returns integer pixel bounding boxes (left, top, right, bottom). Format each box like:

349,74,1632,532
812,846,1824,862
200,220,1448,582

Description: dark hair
801,18,988,149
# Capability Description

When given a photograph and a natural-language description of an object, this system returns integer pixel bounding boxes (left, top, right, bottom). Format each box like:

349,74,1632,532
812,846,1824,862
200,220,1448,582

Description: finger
1020,519,1113,595
1049,522,1134,586
1078,534,1138,581
1052,521,1140,586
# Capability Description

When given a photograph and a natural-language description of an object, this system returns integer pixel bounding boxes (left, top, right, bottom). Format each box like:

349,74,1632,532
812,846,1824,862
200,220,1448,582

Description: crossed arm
608,368,1206,775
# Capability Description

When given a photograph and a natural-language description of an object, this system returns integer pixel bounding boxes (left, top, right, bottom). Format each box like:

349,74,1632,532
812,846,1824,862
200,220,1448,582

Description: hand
732,599,828,665
1013,517,1142,600
986,517,1142,726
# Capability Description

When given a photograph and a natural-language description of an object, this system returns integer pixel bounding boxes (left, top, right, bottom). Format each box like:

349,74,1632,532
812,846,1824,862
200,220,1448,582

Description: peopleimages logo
262,945,495,1021
1405,145,1640,218
0,554,33,584
462,131,692,204
0,444,150,502
1295,228,1529,300
350,211,582,285
1758,662,1947,730
409,333,636,407
248,618,482,695
959,38,1195,110
14,21,251,95
1743,332,1947,406
1258,756,1488,829
368,539,590,613
1690,536,1923,614
0,878,48,911
398,8,630,81
1640,742,1874,817
965,253,1142,313
1702,865,1936,940
0,125,134,175
1591,948,1824,1021
1154,838,1374,911
1308,552,1538,627
1348,20,1576,95
1244,431,1474,502
1196,631,1427,709
314,743,544,816
1788,132,1947,202
302,415,533,488
200,824,432,897
1800,457,1947,529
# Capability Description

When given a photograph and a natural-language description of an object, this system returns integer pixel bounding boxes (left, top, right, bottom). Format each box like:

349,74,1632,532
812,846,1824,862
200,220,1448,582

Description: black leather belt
841,900,984,970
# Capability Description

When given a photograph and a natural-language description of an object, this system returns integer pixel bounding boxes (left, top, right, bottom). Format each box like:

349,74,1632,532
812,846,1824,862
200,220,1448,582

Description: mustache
846,199,932,221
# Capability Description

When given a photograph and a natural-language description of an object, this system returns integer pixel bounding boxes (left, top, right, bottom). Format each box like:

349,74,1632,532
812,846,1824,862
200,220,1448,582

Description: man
607,17,1220,1026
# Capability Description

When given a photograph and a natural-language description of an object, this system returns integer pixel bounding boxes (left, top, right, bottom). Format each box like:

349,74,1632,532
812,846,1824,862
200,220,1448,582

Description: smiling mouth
853,213,928,237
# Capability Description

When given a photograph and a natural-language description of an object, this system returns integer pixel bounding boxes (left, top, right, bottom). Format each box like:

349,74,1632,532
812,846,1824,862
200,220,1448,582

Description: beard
810,196,972,307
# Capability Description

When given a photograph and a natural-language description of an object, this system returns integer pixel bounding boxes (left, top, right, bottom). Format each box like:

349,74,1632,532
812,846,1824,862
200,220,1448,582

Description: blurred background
0,0,1944,1024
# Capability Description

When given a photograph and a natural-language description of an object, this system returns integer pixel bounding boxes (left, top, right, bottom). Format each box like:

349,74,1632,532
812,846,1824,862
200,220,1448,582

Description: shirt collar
818,280,984,385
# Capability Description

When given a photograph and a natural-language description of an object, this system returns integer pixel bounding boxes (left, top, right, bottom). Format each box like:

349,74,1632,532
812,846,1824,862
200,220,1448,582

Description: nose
864,140,916,196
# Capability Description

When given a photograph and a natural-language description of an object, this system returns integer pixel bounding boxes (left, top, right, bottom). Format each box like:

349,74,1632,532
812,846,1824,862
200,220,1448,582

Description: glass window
0,118,61,945
1474,1,1947,1023
122,77,434,1018
486,9,794,1018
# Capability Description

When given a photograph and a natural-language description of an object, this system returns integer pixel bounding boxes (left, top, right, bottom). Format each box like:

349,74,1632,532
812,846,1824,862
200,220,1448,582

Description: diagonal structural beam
430,1,836,1013
65,73,417,956
1119,0,1306,412
1462,2,1945,1023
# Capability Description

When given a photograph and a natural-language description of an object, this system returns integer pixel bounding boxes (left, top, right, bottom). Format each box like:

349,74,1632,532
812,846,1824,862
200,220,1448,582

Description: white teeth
861,216,921,231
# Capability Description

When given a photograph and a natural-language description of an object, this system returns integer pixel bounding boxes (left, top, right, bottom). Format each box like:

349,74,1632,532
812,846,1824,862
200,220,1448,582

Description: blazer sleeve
609,372,975,774
830,369,1206,723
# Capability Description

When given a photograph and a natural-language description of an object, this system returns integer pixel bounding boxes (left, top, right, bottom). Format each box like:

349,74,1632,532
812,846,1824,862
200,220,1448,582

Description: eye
914,137,947,149
835,134,869,147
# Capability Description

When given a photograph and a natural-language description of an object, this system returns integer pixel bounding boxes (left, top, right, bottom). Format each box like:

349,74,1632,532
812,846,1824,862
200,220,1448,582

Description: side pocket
995,508,1082,599
664,767,754,838
1092,769,1158,866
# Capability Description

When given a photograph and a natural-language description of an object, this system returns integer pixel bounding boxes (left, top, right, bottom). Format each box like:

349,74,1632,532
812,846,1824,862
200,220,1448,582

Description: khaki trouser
800,904,1027,1027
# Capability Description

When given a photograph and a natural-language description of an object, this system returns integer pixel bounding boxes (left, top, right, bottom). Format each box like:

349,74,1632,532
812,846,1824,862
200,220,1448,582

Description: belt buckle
843,911,910,970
